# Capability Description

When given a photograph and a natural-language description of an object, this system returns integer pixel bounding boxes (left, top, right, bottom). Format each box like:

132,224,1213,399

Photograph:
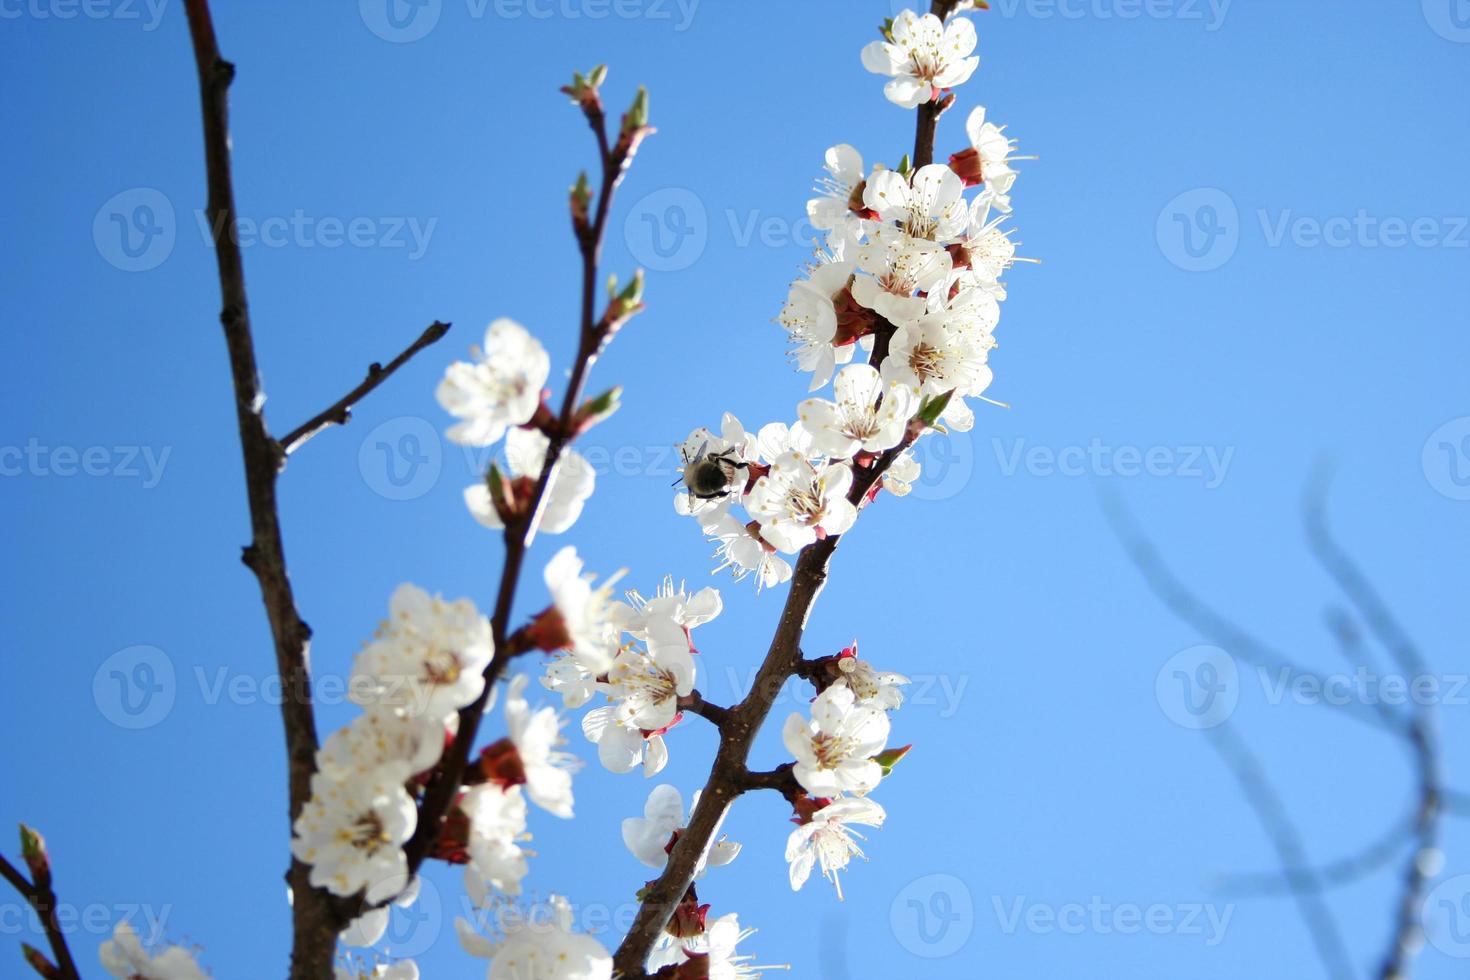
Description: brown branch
1211,812,1416,898
1,852,80,980
278,320,451,455
737,763,804,802
395,89,636,892
180,1,368,972
678,690,732,730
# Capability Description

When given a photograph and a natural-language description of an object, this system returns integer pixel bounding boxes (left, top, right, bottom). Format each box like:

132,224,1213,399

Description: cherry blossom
99,922,207,980
581,704,671,776
782,684,890,796
699,504,794,592
623,784,741,876
744,453,858,553
457,896,613,979
851,229,952,324
349,584,494,721
463,782,531,898
776,257,860,391
503,674,580,818
290,771,416,901
465,426,596,535
437,318,550,447
799,363,917,459
863,164,968,244
647,913,766,979
317,710,446,784
805,144,870,251
785,796,887,898
951,105,1022,211
533,546,628,676
860,9,979,108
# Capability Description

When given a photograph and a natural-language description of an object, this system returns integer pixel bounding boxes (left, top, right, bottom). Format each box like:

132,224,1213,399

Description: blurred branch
1211,813,1414,897
1304,468,1441,980
1102,491,1392,732
1206,725,1355,979
278,320,451,455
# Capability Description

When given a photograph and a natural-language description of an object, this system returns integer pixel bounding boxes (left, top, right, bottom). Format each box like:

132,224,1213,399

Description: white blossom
99,922,207,980
699,504,794,592
457,896,612,979
799,364,916,459
744,454,858,554
805,144,870,251
785,796,887,898
782,684,890,796
962,105,1022,212
504,674,579,818
860,9,979,108
317,711,446,785
834,653,909,710
622,784,740,876
777,257,859,392
863,164,968,244
291,771,416,902
349,584,494,721
540,546,628,675
647,913,766,979
581,705,670,776
851,229,952,325
466,426,596,535
463,782,530,898
437,318,549,447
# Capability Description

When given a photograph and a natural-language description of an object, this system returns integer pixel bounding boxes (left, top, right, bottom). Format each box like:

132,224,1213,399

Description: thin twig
1,853,80,980
278,321,451,454
679,690,732,730
1211,813,1415,897
396,90,634,889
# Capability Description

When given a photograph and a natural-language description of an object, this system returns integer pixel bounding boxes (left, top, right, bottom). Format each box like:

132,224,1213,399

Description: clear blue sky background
3,1,1469,976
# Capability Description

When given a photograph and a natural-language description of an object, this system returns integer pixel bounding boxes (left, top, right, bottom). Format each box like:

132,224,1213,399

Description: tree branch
278,320,451,455
610,9,962,964
1,851,80,980
395,90,636,891
678,690,732,730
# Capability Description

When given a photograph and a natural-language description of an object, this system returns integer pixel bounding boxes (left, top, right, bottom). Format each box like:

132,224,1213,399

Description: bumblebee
678,442,748,500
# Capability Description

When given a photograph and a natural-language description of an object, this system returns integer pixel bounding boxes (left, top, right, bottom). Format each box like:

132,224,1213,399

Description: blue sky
3,0,1469,976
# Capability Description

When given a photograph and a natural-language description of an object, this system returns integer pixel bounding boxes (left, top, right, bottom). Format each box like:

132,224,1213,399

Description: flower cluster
783,643,910,897
100,923,207,980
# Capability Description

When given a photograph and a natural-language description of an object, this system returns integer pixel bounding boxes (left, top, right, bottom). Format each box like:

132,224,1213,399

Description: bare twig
397,86,635,889
278,320,451,454
1205,726,1356,979
181,1,442,970
679,690,732,730
1211,812,1415,897
1,851,80,980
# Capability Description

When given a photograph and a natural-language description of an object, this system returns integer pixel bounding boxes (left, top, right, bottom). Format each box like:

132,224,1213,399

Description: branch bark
181,2,447,972
0,853,79,980
278,320,451,455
